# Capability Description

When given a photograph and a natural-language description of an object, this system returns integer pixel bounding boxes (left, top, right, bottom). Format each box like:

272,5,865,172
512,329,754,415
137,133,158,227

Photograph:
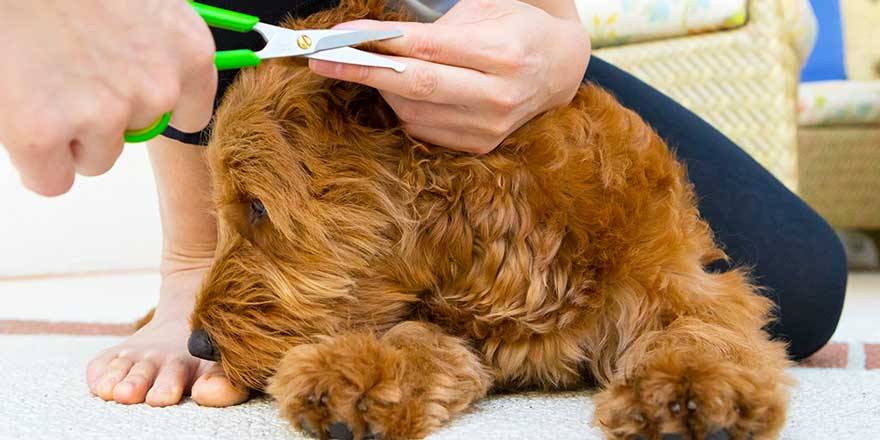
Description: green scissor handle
192,1,263,71
124,111,173,143
190,1,259,32
124,2,263,143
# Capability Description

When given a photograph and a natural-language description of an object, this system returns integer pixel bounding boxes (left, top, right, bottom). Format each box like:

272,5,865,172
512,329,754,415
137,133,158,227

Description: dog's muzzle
188,329,221,361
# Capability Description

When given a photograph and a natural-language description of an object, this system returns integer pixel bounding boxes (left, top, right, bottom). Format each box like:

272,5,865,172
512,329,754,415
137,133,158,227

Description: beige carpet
1,274,879,439
2,335,880,440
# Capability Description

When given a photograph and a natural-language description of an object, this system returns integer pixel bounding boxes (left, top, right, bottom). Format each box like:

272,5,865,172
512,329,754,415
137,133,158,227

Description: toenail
669,401,682,414
687,399,698,411
101,373,123,383
320,395,329,405
633,412,646,423
662,434,686,440
706,429,731,440
153,385,175,395
326,422,353,440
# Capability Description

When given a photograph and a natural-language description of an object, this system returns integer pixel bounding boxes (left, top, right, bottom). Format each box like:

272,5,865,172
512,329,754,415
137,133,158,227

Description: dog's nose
188,329,220,361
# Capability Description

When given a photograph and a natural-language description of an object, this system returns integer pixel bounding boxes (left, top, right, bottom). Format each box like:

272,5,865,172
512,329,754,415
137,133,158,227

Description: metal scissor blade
312,29,404,52
304,47,406,72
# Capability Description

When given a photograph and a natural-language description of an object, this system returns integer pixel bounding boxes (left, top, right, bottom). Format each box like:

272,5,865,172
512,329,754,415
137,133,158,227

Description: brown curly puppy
189,1,793,438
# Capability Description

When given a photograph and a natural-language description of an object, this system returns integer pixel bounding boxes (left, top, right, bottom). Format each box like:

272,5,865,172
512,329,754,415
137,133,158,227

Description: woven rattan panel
596,0,800,191
798,125,880,229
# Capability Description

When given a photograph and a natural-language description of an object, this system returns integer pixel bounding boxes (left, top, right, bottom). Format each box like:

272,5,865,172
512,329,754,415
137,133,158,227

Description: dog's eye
249,199,267,224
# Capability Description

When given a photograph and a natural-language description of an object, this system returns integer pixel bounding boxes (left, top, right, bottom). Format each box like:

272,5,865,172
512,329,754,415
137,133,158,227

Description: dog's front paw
593,352,790,440
266,333,440,440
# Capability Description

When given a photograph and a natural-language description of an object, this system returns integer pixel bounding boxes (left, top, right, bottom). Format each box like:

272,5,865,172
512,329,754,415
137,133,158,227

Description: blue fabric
801,0,847,82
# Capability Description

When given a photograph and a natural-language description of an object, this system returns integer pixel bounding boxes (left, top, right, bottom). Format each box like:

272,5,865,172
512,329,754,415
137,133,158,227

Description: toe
93,357,134,401
191,364,249,407
86,351,116,391
113,360,159,404
145,357,190,407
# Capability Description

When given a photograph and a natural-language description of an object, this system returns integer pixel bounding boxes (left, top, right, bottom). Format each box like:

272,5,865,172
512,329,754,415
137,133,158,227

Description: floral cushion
798,81,880,126
577,0,817,65
576,0,749,47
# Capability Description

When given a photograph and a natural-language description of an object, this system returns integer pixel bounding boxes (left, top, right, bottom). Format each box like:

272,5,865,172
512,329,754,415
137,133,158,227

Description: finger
93,357,134,401
402,123,504,155
113,360,160,404
167,5,217,133
6,136,76,197
191,364,249,408
309,55,490,105
381,91,505,135
145,357,192,407
333,20,509,72
72,96,127,176
170,48,217,133
127,80,180,135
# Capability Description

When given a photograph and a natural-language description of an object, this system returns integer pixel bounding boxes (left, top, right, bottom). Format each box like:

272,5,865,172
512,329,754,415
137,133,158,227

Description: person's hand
309,0,590,154
0,0,217,196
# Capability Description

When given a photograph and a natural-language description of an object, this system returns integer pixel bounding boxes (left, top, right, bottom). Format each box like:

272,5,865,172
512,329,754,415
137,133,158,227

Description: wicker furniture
591,0,804,190
797,0,880,229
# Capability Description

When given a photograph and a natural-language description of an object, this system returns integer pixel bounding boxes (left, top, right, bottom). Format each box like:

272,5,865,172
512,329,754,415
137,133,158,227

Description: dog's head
188,0,412,390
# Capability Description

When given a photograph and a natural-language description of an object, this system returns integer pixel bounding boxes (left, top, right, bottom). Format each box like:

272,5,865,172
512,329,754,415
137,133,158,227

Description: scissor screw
297,35,312,50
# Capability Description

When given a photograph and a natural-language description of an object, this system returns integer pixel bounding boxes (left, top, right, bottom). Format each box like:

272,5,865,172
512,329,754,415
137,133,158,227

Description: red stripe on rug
0,320,134,336
866,344,880,370
799,342,848,368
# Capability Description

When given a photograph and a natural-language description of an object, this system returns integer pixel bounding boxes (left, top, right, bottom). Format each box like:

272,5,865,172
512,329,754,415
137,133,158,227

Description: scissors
124,1,405,143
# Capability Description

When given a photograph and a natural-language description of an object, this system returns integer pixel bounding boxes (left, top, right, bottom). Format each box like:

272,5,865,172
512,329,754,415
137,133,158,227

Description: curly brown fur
190,0,793,438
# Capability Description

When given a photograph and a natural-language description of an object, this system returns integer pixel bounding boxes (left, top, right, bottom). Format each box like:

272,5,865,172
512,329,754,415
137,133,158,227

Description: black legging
165,2,848,361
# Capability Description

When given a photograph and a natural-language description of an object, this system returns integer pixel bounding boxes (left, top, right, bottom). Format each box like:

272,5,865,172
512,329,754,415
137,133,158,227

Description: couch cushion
576,0,748,48
798,81,880,126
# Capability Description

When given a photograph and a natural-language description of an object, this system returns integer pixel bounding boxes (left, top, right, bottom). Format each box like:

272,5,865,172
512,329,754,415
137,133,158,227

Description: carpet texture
2,335,878,440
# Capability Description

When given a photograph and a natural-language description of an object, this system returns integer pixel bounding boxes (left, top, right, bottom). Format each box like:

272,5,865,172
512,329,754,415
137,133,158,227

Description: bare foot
85,267,249,407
